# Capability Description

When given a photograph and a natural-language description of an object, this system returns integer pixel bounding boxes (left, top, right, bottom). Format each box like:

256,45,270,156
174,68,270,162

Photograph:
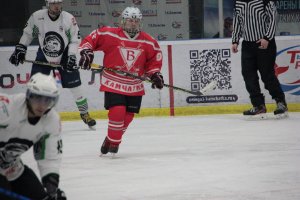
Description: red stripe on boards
167,45,175,116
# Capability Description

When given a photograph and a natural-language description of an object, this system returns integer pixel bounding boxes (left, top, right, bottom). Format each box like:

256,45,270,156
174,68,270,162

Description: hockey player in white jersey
0,73,66,200
9,0,96,129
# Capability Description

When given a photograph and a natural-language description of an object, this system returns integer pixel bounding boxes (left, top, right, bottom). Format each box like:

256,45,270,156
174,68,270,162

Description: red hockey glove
150,72,164,89
79,49,94,70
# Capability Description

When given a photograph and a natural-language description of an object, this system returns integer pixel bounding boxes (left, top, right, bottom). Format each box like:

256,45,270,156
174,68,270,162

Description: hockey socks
75,97,88,114
107,106,135,143
107,105,126,144
123,112,134,135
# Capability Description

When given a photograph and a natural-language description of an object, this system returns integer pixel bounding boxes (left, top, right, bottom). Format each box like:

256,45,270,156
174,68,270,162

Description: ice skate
108,143,119,153
274,102,288,119
100,137,110,155
80,112,96,129
100,137,119,157
243,105,267,120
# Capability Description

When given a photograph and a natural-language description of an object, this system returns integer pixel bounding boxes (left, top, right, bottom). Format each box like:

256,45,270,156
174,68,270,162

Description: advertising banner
1,36,300,112
204,0,300,38
168,36,300,107
63,0,189,41
276,0,300,35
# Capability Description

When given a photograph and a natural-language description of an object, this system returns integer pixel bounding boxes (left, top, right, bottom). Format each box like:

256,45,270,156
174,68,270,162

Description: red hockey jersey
79,26,163,96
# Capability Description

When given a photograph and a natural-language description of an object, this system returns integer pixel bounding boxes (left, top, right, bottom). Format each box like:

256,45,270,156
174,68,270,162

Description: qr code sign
190,49,232,91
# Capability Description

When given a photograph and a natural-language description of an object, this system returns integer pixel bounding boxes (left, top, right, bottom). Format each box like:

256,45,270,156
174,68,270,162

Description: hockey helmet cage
121,7,142,37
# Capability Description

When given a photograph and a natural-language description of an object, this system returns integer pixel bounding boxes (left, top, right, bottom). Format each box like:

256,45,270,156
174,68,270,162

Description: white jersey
0,93,62,180
19,9,81,63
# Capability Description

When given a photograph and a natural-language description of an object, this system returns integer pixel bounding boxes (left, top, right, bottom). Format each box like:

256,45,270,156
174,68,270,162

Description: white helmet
45,0,63,6
121,7,142,20
121,7,142,37
26,73,59,108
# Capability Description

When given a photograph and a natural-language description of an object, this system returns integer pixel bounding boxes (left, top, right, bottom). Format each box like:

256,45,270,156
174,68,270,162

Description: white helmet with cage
26,73,59,109
121,7,143,37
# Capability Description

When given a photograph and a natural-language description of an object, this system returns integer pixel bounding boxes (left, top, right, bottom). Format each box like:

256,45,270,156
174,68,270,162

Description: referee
231,0,288,117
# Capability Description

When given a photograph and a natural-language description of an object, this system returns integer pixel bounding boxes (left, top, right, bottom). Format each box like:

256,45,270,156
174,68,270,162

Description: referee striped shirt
232,0,277,44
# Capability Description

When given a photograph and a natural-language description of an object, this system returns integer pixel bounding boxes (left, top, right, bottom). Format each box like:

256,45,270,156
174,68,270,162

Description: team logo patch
43,31,65,57
119,47,142,71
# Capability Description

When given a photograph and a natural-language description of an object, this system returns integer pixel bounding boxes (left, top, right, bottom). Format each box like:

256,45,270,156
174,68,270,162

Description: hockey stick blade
183,80,217,96
200,80,218,94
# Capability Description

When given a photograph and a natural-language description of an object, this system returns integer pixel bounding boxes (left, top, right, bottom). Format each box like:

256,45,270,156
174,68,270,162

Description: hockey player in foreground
78,6,164,156
0,73,66,200
9,0,96,129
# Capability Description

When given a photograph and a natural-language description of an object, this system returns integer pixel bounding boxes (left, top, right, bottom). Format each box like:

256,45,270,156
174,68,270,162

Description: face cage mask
121,19,142,37
27,92,58,109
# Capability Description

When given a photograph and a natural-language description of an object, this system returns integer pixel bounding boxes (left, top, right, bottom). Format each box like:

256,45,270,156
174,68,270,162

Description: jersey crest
119,47,142,71
43,31,65,57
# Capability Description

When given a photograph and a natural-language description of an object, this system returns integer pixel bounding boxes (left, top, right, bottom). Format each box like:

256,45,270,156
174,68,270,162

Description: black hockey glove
63,55,78,71
79,49,94,70
42,173,67,200
9,44,27,66
150,72,164,89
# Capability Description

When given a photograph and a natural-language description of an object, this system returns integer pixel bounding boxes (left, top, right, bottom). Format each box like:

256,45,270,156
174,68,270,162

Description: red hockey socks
122,112,134,135
107,106,126,144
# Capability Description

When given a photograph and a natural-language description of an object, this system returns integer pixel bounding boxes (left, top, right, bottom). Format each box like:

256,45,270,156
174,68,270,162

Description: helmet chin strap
125,29,139,38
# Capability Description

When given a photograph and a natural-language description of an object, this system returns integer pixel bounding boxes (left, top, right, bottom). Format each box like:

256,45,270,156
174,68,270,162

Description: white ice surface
23,113,300,200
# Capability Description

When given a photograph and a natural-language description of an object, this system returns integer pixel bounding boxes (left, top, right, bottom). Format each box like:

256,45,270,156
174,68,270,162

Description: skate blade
244,113,267,121
244,113,289,120
274,112,289,119
99,153,117,159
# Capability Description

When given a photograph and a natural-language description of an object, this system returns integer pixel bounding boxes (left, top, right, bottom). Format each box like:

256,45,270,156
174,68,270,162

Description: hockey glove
9,44,27,66
63,55,78,71
150,72,164,89
79,49,94,70
42,173,66,200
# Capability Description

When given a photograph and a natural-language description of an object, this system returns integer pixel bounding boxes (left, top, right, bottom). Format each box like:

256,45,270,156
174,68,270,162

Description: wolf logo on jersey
43,31,65,57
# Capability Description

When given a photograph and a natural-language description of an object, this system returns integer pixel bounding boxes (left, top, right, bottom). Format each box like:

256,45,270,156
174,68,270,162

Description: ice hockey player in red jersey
78,6,164,155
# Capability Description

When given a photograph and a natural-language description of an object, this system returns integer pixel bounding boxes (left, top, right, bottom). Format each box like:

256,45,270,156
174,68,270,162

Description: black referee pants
241,39,285,107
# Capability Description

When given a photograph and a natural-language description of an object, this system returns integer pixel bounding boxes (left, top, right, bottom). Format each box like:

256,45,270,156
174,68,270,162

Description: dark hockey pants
0,165,48,200
241,39,285,107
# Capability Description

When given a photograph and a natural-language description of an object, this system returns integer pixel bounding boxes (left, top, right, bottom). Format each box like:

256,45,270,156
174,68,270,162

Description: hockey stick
89,63,217,96
24,59,217,96
0,187,31,200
